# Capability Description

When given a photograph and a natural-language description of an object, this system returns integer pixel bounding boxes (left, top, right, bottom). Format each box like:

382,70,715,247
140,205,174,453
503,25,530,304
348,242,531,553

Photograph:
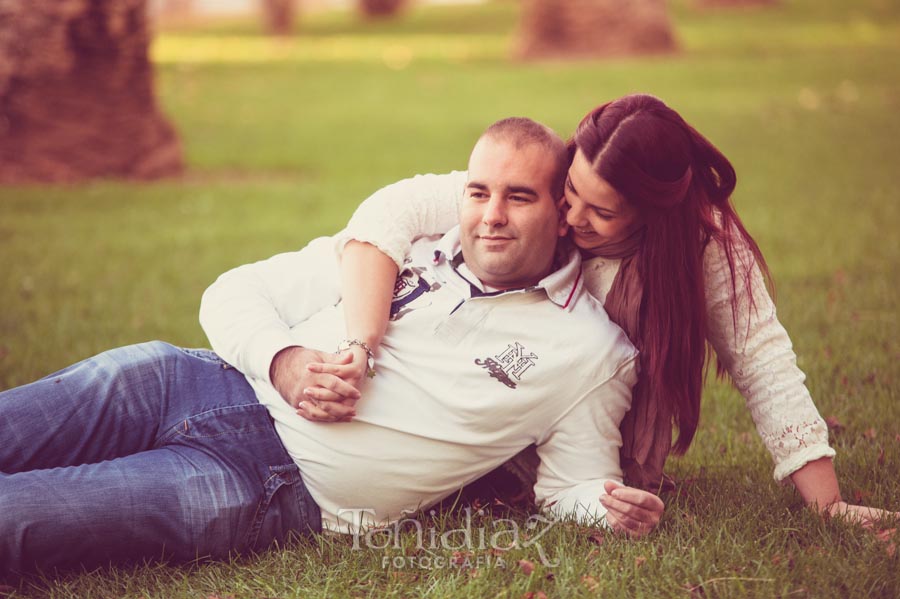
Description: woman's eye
593,209,613,220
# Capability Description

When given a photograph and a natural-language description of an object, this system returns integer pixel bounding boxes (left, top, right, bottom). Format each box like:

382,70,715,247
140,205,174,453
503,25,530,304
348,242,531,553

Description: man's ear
555,195,569,237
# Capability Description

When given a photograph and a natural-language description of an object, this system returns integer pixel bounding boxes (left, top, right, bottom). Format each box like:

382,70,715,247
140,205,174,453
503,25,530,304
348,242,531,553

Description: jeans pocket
246,463,321,550
178,347,231,368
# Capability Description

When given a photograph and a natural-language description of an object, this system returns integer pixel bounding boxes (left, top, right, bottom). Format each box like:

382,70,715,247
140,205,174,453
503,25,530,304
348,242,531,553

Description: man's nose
482,195,507,227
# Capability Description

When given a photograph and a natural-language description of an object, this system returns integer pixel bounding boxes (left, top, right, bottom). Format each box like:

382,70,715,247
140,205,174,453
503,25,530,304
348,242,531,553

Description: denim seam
245,469,293,549
169,423,272,441
155,403,270,444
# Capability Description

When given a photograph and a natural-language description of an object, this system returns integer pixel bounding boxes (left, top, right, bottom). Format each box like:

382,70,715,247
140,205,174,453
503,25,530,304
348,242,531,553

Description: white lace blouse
337,171,835,481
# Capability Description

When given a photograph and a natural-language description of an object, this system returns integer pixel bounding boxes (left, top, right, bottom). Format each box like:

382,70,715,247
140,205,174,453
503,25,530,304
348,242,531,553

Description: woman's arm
300,172,466,422
703,237,836,487
336,171,467,269
704,236,895,524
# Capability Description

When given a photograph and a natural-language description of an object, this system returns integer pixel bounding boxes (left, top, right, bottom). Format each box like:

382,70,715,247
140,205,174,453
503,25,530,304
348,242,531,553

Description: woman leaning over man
297,94,895,535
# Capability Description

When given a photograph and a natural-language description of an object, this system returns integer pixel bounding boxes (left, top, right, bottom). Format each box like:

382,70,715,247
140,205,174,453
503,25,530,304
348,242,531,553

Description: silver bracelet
336,338,376,378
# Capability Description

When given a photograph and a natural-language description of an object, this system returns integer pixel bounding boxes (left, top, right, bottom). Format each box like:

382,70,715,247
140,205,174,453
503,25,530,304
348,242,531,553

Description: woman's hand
600,480,665,538
296,345,370,423
270,346,361,417
822,501,899,529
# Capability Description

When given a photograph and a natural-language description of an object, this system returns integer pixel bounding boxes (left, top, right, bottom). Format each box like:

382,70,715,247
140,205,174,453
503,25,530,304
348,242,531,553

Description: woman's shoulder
580,255,621,304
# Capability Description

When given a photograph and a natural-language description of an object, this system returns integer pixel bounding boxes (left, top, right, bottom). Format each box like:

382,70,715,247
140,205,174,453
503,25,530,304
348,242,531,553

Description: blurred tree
0,0,182,183
159,0,193,20
517,0,677,59
262,0,297,35
358,0,406,19
699,0,778,6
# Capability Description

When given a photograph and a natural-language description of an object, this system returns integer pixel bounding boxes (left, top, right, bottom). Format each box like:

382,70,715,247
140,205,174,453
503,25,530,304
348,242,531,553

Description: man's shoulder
562,290,638,371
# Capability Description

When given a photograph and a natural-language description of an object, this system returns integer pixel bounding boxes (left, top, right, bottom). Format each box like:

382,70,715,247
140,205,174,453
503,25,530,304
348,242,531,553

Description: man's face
459,136,567,290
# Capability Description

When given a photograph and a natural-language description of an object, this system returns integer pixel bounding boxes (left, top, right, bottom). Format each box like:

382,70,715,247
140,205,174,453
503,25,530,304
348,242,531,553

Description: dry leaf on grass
825,416,845,433
582,574,600,591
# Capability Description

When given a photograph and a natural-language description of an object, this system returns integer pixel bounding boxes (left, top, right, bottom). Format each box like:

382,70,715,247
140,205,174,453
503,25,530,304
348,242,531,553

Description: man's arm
533,356,663,537
199,236,359,407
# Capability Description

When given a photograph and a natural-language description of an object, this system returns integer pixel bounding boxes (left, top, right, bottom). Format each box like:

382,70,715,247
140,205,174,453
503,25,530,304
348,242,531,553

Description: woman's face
564,149,641,255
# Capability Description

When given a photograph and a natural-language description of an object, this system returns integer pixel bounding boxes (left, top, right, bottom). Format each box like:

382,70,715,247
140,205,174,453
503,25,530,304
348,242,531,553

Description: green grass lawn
1,0,899,596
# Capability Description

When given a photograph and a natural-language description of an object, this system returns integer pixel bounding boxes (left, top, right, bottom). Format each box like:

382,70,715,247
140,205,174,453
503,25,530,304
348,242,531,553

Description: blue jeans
0,341,320,576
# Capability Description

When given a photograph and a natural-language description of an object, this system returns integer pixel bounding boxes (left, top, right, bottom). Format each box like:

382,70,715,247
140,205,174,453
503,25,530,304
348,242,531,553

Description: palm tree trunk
0,0,183,183
358,0,406,19
261,0,297,36
517,0,678,59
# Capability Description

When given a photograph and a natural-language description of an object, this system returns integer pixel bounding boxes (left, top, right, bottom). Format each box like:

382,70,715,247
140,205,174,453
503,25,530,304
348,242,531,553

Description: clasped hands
269,345,370,422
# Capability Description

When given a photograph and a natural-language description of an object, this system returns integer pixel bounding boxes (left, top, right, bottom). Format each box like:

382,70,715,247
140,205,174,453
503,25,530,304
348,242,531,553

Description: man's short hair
481,117,569,198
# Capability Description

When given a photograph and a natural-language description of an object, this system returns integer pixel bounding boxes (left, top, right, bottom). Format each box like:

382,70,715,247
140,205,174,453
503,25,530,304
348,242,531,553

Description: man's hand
298,345,371,423
270,346,362,422
600,480,665,538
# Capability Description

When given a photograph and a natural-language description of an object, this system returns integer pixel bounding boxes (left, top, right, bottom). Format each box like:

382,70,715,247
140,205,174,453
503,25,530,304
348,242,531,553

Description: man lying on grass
0,117,661,578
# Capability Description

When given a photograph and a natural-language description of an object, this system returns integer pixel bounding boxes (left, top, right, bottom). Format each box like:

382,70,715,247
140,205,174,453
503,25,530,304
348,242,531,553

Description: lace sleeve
704,236,836,481
335,171,468,269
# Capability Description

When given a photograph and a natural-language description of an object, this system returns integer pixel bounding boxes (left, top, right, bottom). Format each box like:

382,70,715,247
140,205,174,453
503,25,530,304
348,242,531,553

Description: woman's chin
570,234,600,252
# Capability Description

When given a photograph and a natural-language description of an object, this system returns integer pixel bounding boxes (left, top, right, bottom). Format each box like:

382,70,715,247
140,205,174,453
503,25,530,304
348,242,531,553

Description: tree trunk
698,0,778,6
262,0,297,35
516,0,677,60
0,0,183,184
159,0,193,20
358,0,406,19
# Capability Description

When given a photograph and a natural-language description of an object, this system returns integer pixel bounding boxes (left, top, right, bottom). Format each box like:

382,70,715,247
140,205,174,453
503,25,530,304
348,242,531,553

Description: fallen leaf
518,559,535,575
451,550,473,565
853,489,873,503
880,534,897,557
523,593,534,599
635,556,647,568
582,574,600,591
536,592,548,599
864,371,878,385
864,428,877,440
825,416,845,433
878,448,886,465
738,432,753,445
588,531,605,546
876,529,897,543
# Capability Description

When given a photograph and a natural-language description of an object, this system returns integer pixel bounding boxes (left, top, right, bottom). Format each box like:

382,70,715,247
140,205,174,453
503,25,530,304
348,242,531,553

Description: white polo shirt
201,228,638,534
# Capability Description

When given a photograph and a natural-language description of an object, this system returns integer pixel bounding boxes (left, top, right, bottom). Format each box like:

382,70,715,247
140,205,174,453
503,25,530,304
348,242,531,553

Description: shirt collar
432,226,584,309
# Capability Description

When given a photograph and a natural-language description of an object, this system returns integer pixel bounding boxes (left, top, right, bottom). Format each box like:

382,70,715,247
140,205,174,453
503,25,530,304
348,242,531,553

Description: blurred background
1,0,898,419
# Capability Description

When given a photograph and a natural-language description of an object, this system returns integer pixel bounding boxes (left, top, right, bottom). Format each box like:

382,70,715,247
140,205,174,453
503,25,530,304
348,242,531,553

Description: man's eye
510,196,531,203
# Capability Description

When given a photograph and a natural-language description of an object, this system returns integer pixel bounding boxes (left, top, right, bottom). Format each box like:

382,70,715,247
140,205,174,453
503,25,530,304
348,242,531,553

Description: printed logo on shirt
474,342,538,389
390,265,441,321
